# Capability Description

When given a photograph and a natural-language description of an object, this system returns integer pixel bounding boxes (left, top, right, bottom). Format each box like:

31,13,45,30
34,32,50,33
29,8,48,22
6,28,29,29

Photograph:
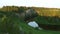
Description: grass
0,11,60,34
19,21,60,34
34,16,60,25
35,7,60,17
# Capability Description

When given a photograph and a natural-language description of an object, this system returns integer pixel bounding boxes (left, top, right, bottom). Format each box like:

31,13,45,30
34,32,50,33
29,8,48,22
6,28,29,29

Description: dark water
39,24,60,31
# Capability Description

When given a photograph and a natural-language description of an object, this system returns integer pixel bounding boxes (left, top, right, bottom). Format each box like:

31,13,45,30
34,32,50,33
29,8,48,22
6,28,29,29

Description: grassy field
19,22,60,34
0,6,60,34
34,7,60,17
0,11,60,34
34,16,60,25
1,12,60,34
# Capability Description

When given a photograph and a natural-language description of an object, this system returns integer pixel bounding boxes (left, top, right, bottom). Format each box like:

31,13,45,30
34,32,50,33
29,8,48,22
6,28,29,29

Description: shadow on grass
34,16,60,31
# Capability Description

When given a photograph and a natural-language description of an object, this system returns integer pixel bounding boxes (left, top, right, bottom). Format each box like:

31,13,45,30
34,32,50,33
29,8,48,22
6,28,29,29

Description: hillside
0,11,60,34
0,6,60,34
33,7,60,17
0,6,60,17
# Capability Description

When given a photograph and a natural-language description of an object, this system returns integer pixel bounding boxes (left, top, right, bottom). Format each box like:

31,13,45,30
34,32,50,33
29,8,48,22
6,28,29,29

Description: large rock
28,21,43,30
24,9,38,21
28,21,39,28
16,8,38,21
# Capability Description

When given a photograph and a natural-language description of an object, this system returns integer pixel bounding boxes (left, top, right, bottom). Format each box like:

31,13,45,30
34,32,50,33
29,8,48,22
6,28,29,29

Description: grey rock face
17,9,38,21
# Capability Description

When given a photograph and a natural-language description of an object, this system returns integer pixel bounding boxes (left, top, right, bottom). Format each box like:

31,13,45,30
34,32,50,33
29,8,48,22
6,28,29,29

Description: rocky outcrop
18,9,38,21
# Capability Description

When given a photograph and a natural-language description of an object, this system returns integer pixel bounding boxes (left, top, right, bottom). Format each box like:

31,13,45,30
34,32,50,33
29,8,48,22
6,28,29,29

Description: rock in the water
28,21,43,30
28,21,39,28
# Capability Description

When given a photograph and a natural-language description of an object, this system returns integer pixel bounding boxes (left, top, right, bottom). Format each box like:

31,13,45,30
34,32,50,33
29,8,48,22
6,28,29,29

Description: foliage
18,6,28,13
0,11,22,34
34,16,60,25
0,6,60,34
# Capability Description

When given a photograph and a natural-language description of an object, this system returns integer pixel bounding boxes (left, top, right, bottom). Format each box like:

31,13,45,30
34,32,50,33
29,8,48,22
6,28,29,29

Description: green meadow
0,6,60,34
